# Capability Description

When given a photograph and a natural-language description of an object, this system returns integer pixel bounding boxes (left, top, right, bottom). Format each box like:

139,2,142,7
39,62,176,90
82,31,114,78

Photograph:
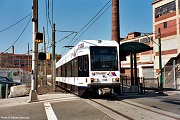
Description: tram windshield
90,46,118,71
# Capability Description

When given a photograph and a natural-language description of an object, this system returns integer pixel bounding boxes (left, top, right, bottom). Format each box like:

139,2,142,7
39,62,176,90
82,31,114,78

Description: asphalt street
0,91,179,120
118,91,180,115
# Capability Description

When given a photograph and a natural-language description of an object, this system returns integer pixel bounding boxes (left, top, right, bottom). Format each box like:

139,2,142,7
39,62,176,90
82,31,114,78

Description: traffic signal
38,52,46,60
46,53,51,61
35,32,43,43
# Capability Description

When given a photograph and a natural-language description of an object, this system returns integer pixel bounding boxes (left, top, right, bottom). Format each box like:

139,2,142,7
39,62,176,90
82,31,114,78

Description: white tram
56,40,121,97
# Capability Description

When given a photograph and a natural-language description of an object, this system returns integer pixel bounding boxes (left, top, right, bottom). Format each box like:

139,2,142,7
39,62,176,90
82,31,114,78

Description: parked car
0,77,21,98
0,77,20,87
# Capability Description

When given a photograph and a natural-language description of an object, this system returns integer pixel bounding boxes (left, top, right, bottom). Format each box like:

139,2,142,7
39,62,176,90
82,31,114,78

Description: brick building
0,52,61,75
120,0,180,89
151,0,180,68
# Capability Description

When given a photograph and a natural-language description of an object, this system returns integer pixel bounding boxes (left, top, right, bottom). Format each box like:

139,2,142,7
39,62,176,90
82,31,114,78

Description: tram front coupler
98,88,114,95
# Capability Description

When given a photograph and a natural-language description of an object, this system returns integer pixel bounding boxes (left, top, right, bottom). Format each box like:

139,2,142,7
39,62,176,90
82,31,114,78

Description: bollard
6,84,8,99
0,84,2,99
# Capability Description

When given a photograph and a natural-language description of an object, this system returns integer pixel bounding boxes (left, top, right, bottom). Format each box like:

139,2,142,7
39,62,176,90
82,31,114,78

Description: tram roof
56,40,119,67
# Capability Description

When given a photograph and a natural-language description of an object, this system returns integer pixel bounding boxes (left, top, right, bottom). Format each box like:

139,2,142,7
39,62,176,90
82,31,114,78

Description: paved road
117,91,180,115
0,91,179,120
0,93,113,120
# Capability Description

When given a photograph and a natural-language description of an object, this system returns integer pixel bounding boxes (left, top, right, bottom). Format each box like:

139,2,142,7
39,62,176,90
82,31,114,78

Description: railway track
54,86,180,119
82,96,180,120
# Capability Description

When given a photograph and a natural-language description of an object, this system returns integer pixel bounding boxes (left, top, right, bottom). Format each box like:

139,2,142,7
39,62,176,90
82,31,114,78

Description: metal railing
120,76,159,94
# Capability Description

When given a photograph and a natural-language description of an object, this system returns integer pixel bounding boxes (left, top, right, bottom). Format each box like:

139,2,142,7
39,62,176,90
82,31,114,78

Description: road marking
44,102,58,120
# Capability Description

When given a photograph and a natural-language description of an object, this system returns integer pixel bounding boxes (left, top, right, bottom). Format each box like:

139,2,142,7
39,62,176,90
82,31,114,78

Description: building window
155,1,176,18
164,22,167,28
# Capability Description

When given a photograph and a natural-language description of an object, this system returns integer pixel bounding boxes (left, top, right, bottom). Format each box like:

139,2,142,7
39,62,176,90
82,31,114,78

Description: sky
0,0,153,55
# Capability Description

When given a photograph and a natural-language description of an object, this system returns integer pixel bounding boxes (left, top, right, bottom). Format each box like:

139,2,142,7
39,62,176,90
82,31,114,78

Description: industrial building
120,0,180,89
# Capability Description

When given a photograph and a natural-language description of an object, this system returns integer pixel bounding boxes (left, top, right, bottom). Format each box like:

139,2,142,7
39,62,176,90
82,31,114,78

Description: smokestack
12,46,14,54
112,0,120,44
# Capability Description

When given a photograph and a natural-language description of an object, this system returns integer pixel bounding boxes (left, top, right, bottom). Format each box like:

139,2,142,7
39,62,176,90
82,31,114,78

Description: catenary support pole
158,28,163,94
130,51,134,86
52,23,56,91
28,43,30,72
173,60,177,89
43,27,47,86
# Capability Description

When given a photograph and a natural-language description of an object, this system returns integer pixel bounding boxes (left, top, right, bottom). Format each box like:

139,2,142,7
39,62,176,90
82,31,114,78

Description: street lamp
158,28,163,94
141,31,163,94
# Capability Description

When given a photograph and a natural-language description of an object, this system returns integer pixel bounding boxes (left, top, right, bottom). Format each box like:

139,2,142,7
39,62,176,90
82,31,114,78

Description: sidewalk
0,90,179,107
0,93,78,108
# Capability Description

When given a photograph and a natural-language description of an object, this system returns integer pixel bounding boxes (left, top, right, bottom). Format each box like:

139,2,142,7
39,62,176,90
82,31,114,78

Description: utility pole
28,43,30,72
52,23,56,91
43,27,47,86
29,0,39,102
158,28,163,94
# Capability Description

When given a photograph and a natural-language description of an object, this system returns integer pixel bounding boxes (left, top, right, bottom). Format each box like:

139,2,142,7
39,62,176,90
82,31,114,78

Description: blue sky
0,0,153,55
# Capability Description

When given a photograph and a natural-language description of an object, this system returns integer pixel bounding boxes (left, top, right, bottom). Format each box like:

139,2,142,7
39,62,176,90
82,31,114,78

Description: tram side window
56,68,58,77
67,62,71,77
61,65,63,77
62,64,66,77
56,67,61,77
78,55,89,77
65,64,67,77
74,58,78,77
83,55,89,77
79,57,83,71
71,60,73,77
84,55,88,71
71,58,78,77
71,59,74,77
60,66,62,77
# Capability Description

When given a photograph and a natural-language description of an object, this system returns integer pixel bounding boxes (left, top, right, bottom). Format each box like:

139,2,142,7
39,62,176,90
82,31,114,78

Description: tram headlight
112,78,119,82
91,78,99,82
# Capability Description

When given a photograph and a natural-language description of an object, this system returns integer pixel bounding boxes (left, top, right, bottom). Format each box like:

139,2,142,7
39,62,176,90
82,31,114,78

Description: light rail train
56,40,121,97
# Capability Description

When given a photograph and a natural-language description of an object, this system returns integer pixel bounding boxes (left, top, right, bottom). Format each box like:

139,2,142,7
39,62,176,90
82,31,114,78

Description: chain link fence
163,63,180,89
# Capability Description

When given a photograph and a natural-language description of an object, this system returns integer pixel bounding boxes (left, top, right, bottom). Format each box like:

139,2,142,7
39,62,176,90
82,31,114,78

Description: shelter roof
120,42,153,55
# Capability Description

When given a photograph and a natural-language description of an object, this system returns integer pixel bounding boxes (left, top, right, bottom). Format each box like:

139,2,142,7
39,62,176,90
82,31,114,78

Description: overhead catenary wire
72,3,112,45
45,0,54,52
77,0,111,36
4,15,32,53
41,0,112,55
68,0,111,46
47,0,52,28
60,0,112,55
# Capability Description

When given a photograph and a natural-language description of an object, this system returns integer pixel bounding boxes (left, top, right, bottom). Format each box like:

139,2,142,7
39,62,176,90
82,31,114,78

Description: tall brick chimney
12,46,14,54
112,0,120,44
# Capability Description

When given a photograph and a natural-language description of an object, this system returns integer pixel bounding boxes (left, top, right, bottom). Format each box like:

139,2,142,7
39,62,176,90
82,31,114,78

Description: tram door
78,55,89,77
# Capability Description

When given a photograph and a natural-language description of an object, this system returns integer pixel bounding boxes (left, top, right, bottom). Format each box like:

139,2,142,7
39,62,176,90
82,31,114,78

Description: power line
4,15,32,53
47,0,52,28
72,3,112,45
77,0,111,35
69,0,111,46
56,32,77,43
66,0,111,47
59,0,112,55
45,0,53,52
0,12,32,33
44,31,77,50
45,0,50,52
